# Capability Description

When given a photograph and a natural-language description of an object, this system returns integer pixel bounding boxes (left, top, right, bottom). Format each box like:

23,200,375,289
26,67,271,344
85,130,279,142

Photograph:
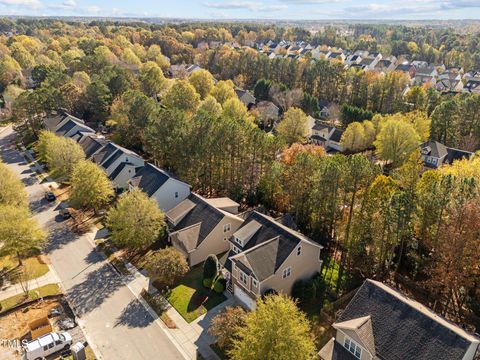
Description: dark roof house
319,279,480,360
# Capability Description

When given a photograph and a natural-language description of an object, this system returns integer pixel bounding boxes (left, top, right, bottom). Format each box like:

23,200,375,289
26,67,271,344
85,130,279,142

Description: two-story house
166,193,244,266
221,211,323,310
420,140,473,169
319,279,480,360
43,112,95,138
128,163,191,212
310,123,344,153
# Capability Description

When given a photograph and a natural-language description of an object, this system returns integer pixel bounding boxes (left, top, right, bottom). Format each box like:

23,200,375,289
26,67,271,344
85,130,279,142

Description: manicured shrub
203,278,213,289
213,278,226,293
203,254,218,280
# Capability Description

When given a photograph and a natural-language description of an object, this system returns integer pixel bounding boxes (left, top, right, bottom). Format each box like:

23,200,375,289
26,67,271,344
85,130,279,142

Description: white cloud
204,1,287,11
0,0,41,8
86,5,100,13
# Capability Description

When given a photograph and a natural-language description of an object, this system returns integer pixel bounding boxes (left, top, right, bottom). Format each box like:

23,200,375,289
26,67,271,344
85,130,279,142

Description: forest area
0,17,479,329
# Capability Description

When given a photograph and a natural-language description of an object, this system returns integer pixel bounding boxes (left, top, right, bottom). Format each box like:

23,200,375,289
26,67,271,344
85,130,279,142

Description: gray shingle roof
336,280,478,360
79,136,109,158
101,148,123,169
420,140,448,159
230,211,315,281
92,143,117,165
171,193,225,247
129,163,170,197
55,120,76,136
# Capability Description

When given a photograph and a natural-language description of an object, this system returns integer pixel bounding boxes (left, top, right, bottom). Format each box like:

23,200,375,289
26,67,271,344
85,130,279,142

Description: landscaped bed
165,266,226,323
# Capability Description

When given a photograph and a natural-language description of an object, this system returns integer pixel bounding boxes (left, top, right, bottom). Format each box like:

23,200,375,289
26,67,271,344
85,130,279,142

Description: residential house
254,101,280,127
91,143,145,190
318,279,480,360
414,65,438,86
328,51,346,63
311,46,331,61
235,89,256,109
412,60,429,68
43,112,95,139
345,54,362,66
128,163,191,212
353,50,369,58
435,77,464,93
372,57,397,73
222,211,323,310
395,63,416,78
359,53,382,71
310,123,344,152
167,193,243,266
420,140,473,168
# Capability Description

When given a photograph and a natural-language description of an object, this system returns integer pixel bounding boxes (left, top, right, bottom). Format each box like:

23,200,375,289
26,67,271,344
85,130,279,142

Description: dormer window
223,223,231,233
297,246,301,256
234,237,243,246
344,337,361,359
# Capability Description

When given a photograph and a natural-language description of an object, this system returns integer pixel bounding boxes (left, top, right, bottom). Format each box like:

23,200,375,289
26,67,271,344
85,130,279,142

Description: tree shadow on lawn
114,298,155,329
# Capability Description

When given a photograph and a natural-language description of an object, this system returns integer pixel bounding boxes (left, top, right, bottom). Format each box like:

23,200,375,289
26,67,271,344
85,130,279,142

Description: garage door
234,284,257,310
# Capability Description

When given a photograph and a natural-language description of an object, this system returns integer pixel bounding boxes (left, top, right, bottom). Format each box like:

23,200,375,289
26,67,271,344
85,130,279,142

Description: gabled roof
128,163,171,197
420,140,448,159
334,316,375,357
109,161,138,181
230,211,320,281
78,135,109,159
169,193,232,249
54,115,93,137
330,128,344,143
43,114,66,131
92,143,118,166
336,279,479,360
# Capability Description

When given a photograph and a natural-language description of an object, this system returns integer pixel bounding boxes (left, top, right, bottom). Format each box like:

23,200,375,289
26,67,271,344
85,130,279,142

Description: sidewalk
0,268,60,301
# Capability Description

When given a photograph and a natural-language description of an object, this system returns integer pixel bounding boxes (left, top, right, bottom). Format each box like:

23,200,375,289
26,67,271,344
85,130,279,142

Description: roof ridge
366,280,480,343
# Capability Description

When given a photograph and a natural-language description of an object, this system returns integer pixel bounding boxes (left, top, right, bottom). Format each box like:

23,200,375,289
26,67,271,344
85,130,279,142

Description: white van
23,332,72,360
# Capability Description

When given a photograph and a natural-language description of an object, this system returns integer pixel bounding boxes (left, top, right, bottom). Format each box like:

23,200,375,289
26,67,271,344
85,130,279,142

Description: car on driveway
45,192,56,201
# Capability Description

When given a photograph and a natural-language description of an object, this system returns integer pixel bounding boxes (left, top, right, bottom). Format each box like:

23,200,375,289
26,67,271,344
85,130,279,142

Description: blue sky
1,0,480,20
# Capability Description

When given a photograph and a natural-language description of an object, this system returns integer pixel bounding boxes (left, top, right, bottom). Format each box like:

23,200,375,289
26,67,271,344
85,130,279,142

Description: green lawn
166,266,226,323
0,284,61,313
321,258,346,293
0,256,50,284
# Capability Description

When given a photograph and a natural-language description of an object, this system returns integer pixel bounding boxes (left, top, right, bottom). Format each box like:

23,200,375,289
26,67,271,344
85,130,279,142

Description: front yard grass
165,266,226,323
0,255,49,284
0,284,61,314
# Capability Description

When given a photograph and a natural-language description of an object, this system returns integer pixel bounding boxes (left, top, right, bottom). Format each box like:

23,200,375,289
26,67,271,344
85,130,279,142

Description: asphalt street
0,126,185,360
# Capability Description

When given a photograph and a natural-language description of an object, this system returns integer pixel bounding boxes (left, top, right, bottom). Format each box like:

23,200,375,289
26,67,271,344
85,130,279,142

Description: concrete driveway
0,126,186,360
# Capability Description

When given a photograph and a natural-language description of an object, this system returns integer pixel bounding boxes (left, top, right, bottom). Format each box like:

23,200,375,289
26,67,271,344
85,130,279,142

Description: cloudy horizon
0,0,479,20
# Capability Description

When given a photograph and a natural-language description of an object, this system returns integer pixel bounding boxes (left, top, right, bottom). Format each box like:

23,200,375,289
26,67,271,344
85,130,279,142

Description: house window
252,279,258,287
223,223,231,233
232,245,240,254
223,237,228,241
239,271,247,285
175,191,179,198
344,337,362,359
297,246,301,256
234,237,243,246
282,267,291,279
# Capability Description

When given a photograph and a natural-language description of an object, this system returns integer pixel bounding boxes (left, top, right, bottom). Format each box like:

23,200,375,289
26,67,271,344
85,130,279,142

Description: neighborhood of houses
197,39,480,95
42,110,480,360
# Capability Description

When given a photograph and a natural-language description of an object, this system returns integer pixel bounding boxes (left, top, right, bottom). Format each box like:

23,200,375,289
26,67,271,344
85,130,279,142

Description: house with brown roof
221,211,323,309
420,140,473,169
166,193,244,266
319,279,480,360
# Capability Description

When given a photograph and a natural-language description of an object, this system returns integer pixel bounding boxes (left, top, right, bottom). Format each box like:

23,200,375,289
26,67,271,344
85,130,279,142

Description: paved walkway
0,267,60,301
165,297,236,360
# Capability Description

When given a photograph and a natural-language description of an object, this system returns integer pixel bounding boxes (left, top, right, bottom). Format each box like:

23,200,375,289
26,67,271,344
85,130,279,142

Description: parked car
23,332,72,360
59,208,71,220
45,192,56,201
